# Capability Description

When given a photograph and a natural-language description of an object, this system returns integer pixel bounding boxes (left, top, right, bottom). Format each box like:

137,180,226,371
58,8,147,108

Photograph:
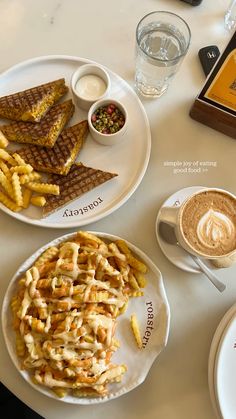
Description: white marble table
0,0,235,418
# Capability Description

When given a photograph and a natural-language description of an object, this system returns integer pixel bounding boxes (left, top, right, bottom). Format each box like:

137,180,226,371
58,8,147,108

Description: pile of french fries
11,231,148,398
0,131,59,212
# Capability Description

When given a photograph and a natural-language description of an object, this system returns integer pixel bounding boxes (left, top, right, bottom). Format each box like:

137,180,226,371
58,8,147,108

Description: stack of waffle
0,79,118,217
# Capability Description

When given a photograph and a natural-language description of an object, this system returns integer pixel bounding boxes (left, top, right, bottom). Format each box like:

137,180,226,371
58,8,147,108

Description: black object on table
181,0,203,5
0,382,45,419
198,45,221,76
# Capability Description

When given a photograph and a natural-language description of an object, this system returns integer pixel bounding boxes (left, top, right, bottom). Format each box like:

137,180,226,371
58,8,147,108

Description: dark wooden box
190,32,236,139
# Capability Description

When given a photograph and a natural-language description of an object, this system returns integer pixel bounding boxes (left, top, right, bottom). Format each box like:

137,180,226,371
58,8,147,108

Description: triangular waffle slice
17,120,88,176
0,79,68,122
42,163,118,217
1,100,75,147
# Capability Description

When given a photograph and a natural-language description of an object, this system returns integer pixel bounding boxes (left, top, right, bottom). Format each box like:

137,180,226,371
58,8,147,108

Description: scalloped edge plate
1,230,170,404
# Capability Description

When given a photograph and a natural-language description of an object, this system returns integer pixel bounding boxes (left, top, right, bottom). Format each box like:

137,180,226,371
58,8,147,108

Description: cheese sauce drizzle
12,234,146,397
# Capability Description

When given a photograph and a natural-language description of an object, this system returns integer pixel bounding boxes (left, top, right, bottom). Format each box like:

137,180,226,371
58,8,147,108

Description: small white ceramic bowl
88,98,128,146
70,64,110,111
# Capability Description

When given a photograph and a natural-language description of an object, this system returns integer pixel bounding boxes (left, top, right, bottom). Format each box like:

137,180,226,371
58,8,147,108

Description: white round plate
208,304,236,419
215,310,236,419
1,231,170,405
0,55,151,228
155,186,207,274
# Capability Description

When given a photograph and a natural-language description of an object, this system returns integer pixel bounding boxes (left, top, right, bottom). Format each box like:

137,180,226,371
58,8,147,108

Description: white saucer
155,186,207,274
208,304,236,419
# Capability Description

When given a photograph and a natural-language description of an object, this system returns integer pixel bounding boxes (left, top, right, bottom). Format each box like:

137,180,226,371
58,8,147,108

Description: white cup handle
159,206,179,227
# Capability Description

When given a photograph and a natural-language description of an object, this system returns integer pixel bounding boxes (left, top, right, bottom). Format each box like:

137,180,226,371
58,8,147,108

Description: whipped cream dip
75,75,107,101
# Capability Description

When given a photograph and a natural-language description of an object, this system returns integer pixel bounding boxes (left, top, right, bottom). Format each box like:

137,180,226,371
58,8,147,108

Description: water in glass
135,22,188,97
225,0,236,31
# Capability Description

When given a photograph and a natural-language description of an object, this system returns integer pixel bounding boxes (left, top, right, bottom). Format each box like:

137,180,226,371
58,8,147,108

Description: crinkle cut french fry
115,239,131,255
34,246,59,269
12,172,23,206
12,153,27,166
18,278,26,287
19,172,41,185
72,388,101,398
130,290,143,297
0,131,8,148
27,181,59,195
52,387,67,398
10,164,33,174
0,149,16,165
127,254,147,274
10,295,19,311
30,195,46,207
22,188,32,209
130,313,142,349
0,148,57,214
15,333,26,357
119,301,128,315
0,160,11,179
128,273,140,291
75,231,104,246
0,191,22,212
0,169,14,197
133,270,147,288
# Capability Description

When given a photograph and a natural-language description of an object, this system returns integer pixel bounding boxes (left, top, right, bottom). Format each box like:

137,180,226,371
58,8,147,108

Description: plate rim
1,230,170,405
208,304,236,419
214,310,236,419
0,55,151,229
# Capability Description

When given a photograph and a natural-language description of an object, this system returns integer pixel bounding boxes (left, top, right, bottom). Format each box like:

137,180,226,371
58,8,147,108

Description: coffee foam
181,190,236,257
197,208,235,249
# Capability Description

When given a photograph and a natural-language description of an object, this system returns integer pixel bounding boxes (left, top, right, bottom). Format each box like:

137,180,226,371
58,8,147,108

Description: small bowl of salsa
88,99,128,145
71,64,110,111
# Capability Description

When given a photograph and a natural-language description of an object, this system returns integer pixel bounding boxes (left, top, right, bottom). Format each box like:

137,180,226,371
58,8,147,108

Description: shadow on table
0,383,44,419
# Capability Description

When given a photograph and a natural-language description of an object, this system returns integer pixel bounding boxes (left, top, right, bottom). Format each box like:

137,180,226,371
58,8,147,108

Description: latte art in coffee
197,209,235,250
181,190,236,257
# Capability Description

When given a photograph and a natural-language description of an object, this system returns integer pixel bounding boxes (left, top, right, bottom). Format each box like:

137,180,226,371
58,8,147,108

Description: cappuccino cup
159,188,236,267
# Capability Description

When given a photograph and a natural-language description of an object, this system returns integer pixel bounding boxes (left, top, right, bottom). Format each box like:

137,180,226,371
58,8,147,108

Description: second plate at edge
208,304,236,419
214,308,236,419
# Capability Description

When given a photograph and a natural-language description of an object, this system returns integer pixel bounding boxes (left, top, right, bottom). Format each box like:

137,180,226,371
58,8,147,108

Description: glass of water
225,0,236,31
135,11,191,98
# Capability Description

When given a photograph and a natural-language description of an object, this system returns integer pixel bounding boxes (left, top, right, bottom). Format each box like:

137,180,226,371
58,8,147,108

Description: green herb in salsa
91,103,125,134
